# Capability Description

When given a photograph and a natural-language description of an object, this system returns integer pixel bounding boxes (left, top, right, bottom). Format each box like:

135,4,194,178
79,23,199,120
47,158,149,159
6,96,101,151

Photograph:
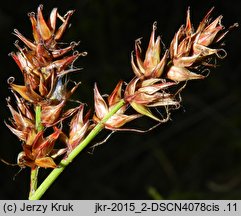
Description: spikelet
6,5,89,168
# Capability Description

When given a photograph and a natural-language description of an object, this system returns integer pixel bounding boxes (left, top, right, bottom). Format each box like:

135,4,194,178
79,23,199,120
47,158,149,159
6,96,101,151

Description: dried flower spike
3,5,236,200
93,82,141,129
10,5,86,106
167,7,237,82
125,8,236,122
6,5,88,169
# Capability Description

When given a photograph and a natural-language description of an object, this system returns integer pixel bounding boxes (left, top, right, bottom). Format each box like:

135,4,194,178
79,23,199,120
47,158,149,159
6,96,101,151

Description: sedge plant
3,5,237,200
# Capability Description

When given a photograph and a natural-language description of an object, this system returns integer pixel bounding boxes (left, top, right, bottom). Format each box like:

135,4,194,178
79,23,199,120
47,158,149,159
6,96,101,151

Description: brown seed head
167,7,237,82
93,82,141,129
10,5,86,105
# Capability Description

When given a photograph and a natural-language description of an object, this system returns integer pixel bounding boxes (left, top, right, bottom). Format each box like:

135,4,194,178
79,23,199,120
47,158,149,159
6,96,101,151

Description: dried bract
93,82,141,129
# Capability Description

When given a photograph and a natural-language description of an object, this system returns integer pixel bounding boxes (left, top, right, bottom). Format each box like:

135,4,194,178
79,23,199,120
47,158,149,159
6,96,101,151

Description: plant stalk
28,105,43,198
29,99,126,200
29,166,39,197
35,105,44,132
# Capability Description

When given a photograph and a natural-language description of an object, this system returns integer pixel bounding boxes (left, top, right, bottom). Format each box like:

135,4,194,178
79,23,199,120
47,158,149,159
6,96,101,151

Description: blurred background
0,0,241,199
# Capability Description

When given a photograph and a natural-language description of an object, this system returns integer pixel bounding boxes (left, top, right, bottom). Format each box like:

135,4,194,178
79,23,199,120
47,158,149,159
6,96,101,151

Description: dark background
0,0,241,199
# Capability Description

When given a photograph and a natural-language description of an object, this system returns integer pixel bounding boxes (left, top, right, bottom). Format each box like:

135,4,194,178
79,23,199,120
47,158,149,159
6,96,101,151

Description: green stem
29,99,126,200
35,106,44,132
29,167,39,197
28,105,43,199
